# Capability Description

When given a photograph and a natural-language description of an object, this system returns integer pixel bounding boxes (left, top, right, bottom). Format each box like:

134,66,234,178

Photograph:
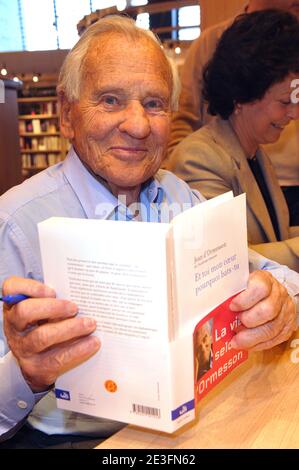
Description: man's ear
58,92,75,140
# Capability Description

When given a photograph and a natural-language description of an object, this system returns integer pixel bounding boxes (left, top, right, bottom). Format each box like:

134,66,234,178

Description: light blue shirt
0,148,298,440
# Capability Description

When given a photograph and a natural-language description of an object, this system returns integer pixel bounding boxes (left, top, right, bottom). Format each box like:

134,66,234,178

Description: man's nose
118,101,151,139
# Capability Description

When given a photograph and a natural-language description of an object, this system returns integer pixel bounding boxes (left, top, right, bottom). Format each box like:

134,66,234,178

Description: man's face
254,1,299,18
61,33,172,198
194,325,212,368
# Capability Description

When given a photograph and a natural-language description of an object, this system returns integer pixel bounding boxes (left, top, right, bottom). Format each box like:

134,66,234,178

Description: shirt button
17,400,28,409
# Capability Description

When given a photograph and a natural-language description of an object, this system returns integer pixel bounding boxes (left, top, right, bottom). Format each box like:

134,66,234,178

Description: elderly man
0,15,298,449
167,0,299,225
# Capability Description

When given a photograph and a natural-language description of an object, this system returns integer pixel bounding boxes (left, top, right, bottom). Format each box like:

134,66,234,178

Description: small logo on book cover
104,379,118,393
55,388,71,401
171,399,195,421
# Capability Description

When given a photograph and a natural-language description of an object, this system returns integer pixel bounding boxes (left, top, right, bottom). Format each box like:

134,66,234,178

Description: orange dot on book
105,380,117,393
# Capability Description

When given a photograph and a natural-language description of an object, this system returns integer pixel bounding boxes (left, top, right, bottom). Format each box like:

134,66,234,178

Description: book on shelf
18,120,26,133
19,119,59,134
21,154,32,168
18,97,57,116
32,119,41,133
38,191,249,433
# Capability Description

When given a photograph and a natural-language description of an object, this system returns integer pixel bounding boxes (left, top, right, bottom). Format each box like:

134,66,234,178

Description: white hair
57,15,180,111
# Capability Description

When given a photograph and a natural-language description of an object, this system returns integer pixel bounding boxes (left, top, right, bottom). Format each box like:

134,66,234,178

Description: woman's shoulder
173,118,233,163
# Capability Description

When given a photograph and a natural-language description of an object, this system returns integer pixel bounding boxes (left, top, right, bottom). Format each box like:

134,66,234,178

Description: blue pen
0,294,29,305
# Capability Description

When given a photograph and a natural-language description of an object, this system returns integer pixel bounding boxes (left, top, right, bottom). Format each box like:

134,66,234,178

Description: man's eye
102,95,119,106
280,99,291,105
144,99,164,111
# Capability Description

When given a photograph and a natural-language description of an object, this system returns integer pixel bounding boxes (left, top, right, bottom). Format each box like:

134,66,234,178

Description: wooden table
97,331,299,449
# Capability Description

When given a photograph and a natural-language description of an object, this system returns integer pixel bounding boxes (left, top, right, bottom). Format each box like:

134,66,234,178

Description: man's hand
230,270,297,351
2,276,100,392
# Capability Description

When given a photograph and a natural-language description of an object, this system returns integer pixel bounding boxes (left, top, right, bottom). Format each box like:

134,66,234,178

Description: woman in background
171,10,299,271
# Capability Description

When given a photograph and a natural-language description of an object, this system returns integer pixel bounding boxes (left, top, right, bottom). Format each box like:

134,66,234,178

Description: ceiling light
131,0,148,5
116,1,127,11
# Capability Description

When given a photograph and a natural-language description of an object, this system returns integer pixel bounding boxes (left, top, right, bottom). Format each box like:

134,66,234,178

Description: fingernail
66,302,78,314
90,336,101,349
84,317,96,329
44,286,56,297
229,301,238,311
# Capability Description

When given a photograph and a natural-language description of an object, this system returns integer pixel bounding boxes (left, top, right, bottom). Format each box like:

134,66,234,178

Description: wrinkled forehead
81,31,172,89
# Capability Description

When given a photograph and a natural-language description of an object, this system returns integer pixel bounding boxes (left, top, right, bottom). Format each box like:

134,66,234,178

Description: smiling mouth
271,122,288,130
110,146,147,161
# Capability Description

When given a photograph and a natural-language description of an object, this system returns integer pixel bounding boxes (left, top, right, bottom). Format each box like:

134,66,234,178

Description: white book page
39,218,172,341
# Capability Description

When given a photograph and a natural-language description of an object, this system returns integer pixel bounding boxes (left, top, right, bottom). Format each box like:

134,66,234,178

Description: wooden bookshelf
18,114,59,119
18,95,70,177
20,132,60,136
21,149,61,154
18,96,58,103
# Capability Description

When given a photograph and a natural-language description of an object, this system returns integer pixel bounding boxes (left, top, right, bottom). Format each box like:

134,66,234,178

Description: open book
38,192,249,433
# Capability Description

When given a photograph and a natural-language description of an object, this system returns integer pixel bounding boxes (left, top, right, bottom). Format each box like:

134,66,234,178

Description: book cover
193,295,248,402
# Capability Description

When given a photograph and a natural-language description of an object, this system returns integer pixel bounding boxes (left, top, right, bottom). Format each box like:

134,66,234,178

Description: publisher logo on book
0,80,4,104
171,399,195,421
55,388,71,401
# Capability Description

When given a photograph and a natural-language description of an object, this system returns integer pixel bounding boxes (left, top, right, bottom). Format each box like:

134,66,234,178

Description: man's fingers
2,276,55,299
7,298,78,332
231,296,297,350
230,271,272,312
21,316,97,355
2,276,101,391
237,282,288,328
238,316,297,352
231,320,280,349
21,335,101,391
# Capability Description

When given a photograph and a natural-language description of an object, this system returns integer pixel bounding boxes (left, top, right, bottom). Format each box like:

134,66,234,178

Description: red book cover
194,295,248,401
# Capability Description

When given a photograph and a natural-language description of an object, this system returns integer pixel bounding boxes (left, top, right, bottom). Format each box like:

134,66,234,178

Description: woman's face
232,74,299,153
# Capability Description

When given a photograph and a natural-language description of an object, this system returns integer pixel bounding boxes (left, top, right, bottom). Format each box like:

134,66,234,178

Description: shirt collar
61,147,164,221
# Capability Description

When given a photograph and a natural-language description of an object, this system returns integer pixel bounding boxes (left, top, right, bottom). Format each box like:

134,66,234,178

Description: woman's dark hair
203,9,299,119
